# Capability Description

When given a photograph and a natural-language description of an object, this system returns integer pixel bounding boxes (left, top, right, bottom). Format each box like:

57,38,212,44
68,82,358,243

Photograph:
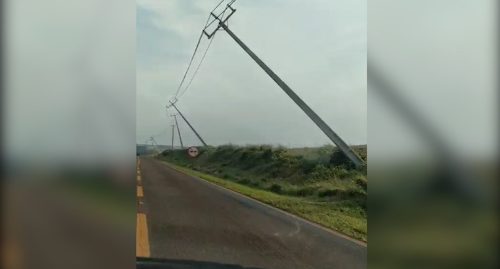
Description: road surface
137,157,366,269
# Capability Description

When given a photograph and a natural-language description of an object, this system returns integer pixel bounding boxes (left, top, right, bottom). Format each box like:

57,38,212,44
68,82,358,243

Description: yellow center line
136,213,150,257
136,157,150,257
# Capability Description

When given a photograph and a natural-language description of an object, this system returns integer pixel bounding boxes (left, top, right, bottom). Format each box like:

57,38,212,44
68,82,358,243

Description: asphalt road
138,157,366,269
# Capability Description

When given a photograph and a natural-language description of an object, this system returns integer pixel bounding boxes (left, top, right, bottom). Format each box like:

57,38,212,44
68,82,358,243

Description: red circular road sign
187,146,199,158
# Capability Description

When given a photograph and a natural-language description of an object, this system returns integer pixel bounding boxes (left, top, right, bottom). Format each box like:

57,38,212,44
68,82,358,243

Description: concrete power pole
202,3,365,168
168,101,208,147
150,137,161,154
171,114,184,148
171,124,175,150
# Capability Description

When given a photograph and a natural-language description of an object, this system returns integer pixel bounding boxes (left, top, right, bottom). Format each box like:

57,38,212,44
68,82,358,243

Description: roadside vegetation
158,144,367,241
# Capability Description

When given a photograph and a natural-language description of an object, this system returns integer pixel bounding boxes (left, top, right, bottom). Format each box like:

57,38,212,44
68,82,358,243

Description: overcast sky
136,0,366,147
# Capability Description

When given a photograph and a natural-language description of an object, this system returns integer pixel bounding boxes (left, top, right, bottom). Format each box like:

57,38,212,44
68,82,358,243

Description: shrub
262,148,273,160
292,186,316,197
330,149,355,169
269,184,282,194
249,181,261,188
301,159,317,174
345,189,366,200
237,178,250,185
239,151,250,161
332,167,350,179
285,186,316,197
309,164,334,180
317,189,338,198
355,177,367,190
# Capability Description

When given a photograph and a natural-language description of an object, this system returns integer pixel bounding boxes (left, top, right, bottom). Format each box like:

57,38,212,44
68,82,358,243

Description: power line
173,31,204,98
210,0,227,17
205,1,234,30
137,126,169,145
174,4,230,100
177,35,216,99
215,0,227,9
172,0,230,102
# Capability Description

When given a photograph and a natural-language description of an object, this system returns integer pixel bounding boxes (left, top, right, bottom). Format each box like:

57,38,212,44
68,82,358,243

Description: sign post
187,146,200,158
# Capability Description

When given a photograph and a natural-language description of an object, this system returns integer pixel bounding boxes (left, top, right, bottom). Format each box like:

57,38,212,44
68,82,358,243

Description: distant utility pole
150,137,161,154
171,124,176,150
167,101,208,147
202,2,364,168
171,114,184,148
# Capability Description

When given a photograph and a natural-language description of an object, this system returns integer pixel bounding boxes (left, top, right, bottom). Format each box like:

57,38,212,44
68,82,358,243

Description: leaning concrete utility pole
168,101,208,147
171,114,184,148
202,2,364,168
171,124,175,150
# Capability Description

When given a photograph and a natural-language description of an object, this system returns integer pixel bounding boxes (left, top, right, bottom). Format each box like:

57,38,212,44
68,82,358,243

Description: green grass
163,161,367,242
159,145,367,204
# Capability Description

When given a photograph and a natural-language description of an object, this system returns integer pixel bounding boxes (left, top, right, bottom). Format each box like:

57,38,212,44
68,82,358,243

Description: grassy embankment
158,145,367,242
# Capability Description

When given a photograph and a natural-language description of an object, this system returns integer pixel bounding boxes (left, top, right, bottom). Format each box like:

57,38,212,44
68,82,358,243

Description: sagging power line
177,34,216,99
171,0,231,102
